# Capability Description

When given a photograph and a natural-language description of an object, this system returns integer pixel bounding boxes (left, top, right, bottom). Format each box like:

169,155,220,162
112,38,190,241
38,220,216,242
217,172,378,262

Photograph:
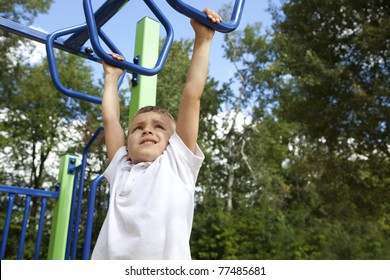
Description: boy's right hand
103,53,125,78
190,8,222,41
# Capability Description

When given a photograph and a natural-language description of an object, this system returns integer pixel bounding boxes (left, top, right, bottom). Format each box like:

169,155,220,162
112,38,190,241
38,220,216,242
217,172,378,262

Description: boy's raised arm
176,9,221,153
102,53,126,162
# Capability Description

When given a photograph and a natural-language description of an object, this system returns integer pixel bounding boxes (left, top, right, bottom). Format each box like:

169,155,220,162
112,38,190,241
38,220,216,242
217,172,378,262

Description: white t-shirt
91,132,204,260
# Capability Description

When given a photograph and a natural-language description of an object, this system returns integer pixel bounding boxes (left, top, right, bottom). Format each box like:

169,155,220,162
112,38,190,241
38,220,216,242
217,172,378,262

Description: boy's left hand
103,52,125,78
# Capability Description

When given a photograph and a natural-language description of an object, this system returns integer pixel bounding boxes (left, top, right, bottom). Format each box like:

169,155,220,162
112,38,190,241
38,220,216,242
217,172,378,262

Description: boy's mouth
140,139,157,145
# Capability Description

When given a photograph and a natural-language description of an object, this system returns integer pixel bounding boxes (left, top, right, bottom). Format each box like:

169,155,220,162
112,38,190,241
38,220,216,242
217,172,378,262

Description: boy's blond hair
134,106,175,124
127,106,176,136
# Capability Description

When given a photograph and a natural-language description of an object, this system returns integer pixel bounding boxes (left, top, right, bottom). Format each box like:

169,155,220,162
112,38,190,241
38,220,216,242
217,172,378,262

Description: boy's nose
142,128,153,135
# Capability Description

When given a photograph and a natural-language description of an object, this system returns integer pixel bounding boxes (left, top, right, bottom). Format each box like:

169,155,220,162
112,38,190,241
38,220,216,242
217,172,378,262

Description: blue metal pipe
65,0,130,49
70,126,104,259
66,168,80,260
0,194,15,259
166,0,246,33
17,195,32,259
0,17,101,63
34,197,48,260
98,29,127,88
0,186,58,259
0,185,59,198
83,0,174,76
46,24,103,104
82,173,106,260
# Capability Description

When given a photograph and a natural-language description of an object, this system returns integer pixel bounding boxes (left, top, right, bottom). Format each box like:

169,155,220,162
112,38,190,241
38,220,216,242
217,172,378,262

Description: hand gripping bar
83,0,174,76
46,0,174,103
166,0,245,33
46,22,127,104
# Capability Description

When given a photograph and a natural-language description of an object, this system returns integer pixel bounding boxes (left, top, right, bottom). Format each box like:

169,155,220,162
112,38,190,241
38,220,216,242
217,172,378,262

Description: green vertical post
128,17,160,124
48,154,80,260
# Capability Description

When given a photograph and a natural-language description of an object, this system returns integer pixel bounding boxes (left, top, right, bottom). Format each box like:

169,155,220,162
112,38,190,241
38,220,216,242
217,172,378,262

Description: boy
91,9,222,259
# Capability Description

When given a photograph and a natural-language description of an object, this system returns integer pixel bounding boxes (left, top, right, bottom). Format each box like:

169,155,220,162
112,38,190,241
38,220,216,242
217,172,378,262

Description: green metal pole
47,154,80,260
128,16,160,124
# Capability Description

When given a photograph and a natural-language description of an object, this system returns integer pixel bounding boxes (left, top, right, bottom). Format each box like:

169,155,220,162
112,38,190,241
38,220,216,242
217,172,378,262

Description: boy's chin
130,154,160,164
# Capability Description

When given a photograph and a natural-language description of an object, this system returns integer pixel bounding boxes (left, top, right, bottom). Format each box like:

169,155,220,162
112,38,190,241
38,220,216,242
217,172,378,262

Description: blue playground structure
0,0,245,259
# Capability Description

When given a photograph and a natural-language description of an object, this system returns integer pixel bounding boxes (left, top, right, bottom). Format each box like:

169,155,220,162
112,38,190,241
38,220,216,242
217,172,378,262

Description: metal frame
83,0,173,76
0,185,59,259
0,17,100,62
1,0,245,104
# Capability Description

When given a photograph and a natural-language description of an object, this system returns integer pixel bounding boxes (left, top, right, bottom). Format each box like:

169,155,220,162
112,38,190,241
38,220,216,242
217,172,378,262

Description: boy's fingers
107,52,125,61
204,8,222,23
113,54,125,61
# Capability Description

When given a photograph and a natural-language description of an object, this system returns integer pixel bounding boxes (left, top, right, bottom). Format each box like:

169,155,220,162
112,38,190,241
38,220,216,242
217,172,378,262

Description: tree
192,0,390,259
0,1,53,134
267,0,390,259
271,0,389,156
0,0,52,23
189,8,295,257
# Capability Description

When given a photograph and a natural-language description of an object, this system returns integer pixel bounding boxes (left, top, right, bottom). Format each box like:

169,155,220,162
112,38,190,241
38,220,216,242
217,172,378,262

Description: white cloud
214,110,252,136
4,25,48,66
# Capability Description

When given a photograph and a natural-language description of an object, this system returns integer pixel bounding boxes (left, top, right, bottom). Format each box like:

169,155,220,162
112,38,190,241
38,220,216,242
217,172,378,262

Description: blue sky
32,0,275,85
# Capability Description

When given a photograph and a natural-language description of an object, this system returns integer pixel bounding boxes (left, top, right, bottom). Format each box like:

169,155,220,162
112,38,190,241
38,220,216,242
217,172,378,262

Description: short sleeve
165,132,204,186
103,146,129,184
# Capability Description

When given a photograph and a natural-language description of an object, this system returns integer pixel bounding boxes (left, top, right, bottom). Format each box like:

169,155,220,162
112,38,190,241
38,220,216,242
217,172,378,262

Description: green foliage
0,0,51,24
156,39,192,117
272,0,389,156
191,1,389,260
0,0,53,120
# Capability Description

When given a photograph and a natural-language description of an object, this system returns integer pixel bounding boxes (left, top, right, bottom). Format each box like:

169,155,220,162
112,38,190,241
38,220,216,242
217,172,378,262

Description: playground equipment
46,0,175,104
0,0,245,259
167,0,245,33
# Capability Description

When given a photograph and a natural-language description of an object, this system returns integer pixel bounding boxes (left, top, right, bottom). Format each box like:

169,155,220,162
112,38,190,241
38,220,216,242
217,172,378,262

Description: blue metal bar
82,173,106,260
65,0,130,49
46,24,103,104
70,126,104,259
0,185,58,199
0,17,101,63
1,186,58,259
142,0,174,73
98,29,122,55
34,197,48,260
166,0,246,33
45,2,128,104
1,9,126,104
17,195,32,259
46,27,126,106
83,0,174,76
66,167,80,260
0,193,15,259
98,29,127,88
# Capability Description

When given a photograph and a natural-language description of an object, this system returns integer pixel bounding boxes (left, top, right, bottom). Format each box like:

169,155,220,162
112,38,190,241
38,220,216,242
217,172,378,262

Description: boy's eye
133,126,143,132
156,124,165,130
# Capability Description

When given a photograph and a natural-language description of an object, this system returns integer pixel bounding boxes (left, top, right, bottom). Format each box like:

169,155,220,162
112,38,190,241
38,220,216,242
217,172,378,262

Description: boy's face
127,111,175,164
